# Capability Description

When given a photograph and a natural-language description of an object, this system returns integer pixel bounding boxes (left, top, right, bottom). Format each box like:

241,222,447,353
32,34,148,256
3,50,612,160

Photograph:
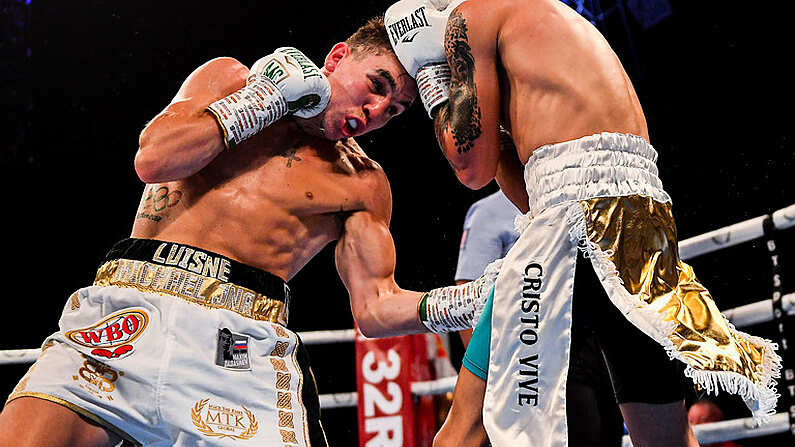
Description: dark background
1,0,793,445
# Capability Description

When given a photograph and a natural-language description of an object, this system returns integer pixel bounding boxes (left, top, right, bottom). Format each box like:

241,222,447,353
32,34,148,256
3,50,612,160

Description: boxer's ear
324,42,350,73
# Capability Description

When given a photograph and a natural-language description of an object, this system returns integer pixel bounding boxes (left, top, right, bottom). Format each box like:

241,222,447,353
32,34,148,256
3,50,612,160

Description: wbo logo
65,309,149,360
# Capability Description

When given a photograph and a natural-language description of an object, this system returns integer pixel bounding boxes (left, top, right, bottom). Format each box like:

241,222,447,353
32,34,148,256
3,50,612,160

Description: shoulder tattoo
438,11,482,154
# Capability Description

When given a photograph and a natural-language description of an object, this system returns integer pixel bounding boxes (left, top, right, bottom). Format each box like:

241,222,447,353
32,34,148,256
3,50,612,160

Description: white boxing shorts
6,238,328,447
482,133,781,447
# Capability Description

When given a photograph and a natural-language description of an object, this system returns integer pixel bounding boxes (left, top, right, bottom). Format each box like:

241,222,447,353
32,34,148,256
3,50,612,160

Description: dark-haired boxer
384,1,782,447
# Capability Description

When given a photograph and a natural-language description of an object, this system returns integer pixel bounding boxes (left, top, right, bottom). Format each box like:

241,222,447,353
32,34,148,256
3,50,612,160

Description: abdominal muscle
129,166,343,281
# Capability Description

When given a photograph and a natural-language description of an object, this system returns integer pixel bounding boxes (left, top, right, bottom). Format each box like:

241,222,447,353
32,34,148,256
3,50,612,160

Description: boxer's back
480,0,648,161
131,121,384,281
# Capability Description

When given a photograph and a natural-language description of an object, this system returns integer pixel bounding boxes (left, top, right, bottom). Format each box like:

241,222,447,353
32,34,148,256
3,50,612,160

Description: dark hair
345,15,393,58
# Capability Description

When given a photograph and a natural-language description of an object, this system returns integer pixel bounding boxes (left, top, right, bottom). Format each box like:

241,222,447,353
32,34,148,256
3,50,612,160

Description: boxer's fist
385,0,464,76
385,0,465,117
249,47,331,118
207,47,330,149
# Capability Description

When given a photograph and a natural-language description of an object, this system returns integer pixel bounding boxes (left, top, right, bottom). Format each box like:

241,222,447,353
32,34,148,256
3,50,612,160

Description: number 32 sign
355,331,435,447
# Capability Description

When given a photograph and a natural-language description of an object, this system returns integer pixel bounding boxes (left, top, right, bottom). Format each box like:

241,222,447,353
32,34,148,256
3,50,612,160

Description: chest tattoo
137,185,182,222
281,147,302,168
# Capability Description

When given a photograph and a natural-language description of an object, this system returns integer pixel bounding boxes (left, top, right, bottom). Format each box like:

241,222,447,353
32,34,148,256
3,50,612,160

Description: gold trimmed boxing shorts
6,238,327,447
482,133,781,447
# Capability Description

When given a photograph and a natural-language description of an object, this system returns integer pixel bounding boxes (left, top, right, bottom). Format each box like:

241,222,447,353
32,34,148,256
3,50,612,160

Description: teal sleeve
461,286,494,381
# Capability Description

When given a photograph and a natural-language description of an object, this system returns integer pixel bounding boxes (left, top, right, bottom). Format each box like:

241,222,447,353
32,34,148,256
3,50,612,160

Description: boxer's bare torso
132,58,390,282
437,0,649,200
487,0,648,162
0,36,427,447
132,122,385,282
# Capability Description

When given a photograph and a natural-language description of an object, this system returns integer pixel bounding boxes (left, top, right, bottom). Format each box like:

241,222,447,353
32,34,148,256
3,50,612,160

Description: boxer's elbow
135,126,171,183
353,307,386,338
357,321,381,339
455,167,492,190
135,133,202,183
350,291,398,339
353,305,391,338
134,146,182,183
134,147,162,184
448,150,496,190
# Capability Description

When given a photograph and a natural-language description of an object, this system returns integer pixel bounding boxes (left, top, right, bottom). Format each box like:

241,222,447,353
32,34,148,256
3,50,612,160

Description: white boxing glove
207,47,331,149
385,0,465,117
249,47,331,118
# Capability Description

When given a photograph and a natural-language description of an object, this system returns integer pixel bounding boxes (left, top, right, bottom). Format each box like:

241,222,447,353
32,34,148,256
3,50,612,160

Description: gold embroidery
74,357,123,399
94,259,286,325
278,410,294,428
277,392,292,410
279,430,298,443
276,372,291,390
190,399,258,440
271,341,289,358
270,358,288,372
274,325,289,338
69,292,81,310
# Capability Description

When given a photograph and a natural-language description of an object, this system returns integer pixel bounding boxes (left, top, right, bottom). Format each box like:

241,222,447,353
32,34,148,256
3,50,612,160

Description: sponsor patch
65,308,149,360
191,398,258,440
215,328,251,371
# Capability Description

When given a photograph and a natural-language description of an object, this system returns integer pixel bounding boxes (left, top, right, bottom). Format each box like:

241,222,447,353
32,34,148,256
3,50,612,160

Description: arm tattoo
437,11,482,154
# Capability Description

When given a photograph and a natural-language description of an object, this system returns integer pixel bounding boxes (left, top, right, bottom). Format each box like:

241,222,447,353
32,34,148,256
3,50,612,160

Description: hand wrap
207,76,288,149
418,274,488,333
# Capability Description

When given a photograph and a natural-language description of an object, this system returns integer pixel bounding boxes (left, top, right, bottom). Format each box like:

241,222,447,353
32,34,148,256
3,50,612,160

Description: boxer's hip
94,237,291,325
6,238,327,446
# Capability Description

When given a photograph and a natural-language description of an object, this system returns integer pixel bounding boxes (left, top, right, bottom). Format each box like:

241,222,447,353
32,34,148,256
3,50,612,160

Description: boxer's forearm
337,210,429,338
351,287,428,338
136,100,228,183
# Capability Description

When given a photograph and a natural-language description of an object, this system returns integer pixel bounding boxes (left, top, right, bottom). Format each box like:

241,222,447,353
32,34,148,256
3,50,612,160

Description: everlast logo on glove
277,47,324,80
386,6,431,45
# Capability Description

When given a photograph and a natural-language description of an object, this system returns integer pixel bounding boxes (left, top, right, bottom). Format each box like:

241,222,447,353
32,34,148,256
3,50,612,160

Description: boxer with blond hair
0,16,495,447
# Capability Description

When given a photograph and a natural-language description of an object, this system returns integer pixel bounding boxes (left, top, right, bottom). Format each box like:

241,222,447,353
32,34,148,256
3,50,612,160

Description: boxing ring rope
678,203,795,260
3,292,787,366
3,203,792,366
1,203,793,443
619,412,792,447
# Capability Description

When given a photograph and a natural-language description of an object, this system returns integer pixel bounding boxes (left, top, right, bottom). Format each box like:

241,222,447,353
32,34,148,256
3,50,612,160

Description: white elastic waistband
524,132,671,216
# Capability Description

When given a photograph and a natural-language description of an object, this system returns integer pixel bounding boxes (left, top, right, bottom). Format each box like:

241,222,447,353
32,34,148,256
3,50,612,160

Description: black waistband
103,238,290,303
